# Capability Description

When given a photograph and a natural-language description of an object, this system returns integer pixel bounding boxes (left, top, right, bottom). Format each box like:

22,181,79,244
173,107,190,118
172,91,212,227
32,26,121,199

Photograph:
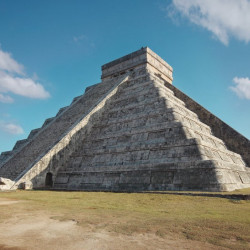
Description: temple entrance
45,172,53,187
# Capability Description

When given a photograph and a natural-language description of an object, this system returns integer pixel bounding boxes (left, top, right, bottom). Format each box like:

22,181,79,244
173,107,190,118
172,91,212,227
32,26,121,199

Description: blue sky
0,0,250,153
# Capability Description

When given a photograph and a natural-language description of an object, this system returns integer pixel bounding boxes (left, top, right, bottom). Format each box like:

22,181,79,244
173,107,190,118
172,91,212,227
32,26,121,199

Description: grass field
0,190,250,249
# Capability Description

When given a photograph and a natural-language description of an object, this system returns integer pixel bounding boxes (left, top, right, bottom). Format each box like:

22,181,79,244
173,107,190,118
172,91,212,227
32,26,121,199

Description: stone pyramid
0,47,249,191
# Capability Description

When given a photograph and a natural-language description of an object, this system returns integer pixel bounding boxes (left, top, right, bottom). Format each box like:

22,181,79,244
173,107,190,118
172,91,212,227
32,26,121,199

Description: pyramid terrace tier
0,47,249,192
101,47,173,84
54,160,250,192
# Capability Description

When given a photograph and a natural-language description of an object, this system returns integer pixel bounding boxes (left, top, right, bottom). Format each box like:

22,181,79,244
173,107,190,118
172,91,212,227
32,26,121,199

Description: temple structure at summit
0,47,249,191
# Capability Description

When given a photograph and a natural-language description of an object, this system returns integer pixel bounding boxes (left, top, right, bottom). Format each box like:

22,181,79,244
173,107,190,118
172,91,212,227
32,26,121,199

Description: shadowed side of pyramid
0,47,249,191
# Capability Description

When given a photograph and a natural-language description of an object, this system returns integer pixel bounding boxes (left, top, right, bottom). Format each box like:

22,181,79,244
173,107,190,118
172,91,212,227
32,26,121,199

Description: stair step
27,128,41,140
56,106,68,117
71,95,82,104
0,151,13,163
42,117,55,128
58,159,217,174
13,139,28,151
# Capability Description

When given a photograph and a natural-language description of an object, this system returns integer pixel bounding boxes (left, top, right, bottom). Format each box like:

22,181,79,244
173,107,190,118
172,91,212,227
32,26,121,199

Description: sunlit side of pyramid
0,47,249,191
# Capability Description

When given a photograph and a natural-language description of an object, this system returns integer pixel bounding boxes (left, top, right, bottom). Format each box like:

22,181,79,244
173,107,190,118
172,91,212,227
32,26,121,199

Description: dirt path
0,199,19,206
0,198,225,250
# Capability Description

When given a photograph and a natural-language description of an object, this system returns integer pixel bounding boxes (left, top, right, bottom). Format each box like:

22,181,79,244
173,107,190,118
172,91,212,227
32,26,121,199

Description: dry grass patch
0,190,249,249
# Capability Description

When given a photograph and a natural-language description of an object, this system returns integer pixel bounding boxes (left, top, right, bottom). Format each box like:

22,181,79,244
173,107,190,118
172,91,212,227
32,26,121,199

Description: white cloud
0,48,50,101
230,77,250,100
0,122,24,135
0,93,14,103
0,70,50,99
170,0,250,45
0,49,24,74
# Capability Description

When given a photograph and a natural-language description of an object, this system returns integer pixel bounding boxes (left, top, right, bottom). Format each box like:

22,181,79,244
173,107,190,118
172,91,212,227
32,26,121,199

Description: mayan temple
0,47,250,192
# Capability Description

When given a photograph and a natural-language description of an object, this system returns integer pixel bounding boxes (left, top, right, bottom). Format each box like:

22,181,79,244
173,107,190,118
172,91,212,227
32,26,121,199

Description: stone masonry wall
164,81,250,168
13,75,130,189
1,47,249,192
101,47,173,84
0,76,126,183
52,65,250,192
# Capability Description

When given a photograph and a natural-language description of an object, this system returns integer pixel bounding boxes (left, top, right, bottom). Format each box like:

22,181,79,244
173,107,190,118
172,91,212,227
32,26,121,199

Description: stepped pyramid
0,47,250,191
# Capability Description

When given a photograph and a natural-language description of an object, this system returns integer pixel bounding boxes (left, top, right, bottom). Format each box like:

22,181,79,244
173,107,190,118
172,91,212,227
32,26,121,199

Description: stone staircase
0,74,128,183
0,47,249,191
0,117,57,169
53,70,249,191
0,96,87,170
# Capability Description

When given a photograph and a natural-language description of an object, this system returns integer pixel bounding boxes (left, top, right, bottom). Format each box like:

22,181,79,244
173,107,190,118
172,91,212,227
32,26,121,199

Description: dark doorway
45,172,53,187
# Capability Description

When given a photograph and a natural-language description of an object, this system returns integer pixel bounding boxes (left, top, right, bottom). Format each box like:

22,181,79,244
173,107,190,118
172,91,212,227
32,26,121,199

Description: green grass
0,190,250,249
228,187,250,194
147,187,250,195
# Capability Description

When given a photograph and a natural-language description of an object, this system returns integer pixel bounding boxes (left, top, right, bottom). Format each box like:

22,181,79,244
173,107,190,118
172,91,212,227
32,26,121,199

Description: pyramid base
50,161,250,192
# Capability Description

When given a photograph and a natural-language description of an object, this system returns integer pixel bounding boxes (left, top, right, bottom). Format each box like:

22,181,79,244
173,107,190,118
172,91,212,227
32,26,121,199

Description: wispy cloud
0,48,50,102
0,121,24,135
168,0,250,45
73,34,87,43
0,71,50,99
230,77,250,100
0,49,24,75
0,93,14,103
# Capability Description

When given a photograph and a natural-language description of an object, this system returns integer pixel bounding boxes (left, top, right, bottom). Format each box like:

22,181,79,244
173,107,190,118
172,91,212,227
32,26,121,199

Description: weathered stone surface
0,47,249,192
0,177,14,190
164,81,250,167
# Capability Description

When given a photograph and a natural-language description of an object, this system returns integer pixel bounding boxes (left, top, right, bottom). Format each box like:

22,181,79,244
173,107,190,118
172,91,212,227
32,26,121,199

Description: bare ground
0,198,224,250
